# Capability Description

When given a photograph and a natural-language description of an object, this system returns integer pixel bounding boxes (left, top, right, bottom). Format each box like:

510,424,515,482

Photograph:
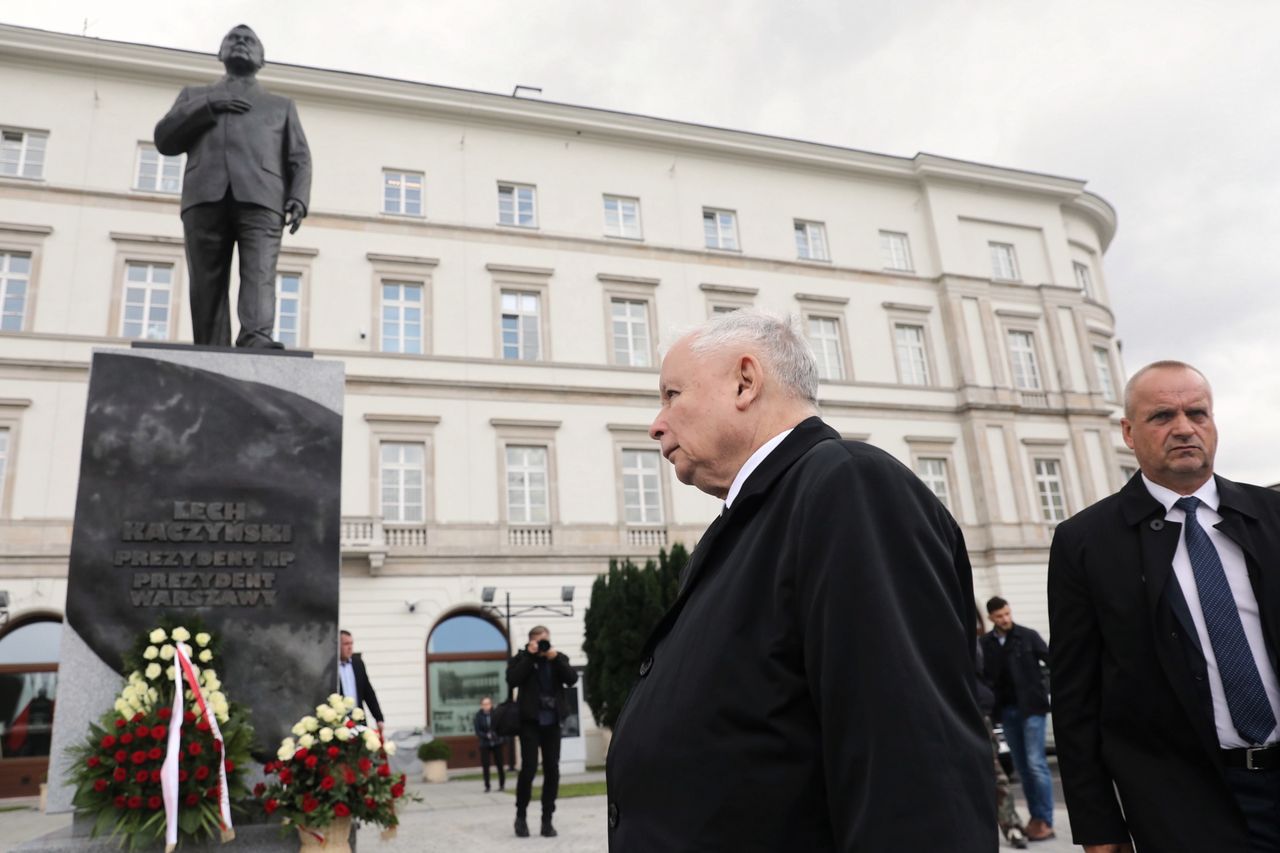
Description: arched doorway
0,613,62,798
425,611,510,769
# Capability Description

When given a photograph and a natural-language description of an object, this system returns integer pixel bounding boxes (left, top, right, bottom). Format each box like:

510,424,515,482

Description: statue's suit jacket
1049,473,1280,851
154,78,311,215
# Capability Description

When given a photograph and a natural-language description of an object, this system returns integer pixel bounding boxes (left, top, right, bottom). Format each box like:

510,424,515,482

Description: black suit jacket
605,417,994,852
1049,472,1280,851
506,650,578,723
340,654,383,724
154,77,311,215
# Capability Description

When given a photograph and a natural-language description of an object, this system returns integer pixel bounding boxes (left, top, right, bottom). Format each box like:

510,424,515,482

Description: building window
382,170,424,216
380,281,423,354
134,144,183,194
498,183,537,227
989,242,1020,281
603,195,642,239
622,449,663,524
505,445,549,524
379,441,424,523
274,272,302,347
794,220,829,261
501,291,541,361
1073,261,1094,297
119,262,172,340
1007,330,1042,390
916,457,952,510
1093,346,1116,402
610,298,651,367
879,230,913,271
0,427,7,514
807,316,845,381
0,129,46,179
1034,458,1068,523
1,252,31,331
894,323,930,386
703,208,738,251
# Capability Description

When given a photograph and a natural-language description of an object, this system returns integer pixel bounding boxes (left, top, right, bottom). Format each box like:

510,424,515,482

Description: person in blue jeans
981,596,1055,841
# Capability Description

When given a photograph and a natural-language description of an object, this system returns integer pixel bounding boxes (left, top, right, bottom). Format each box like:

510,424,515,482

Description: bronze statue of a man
155,25,311,348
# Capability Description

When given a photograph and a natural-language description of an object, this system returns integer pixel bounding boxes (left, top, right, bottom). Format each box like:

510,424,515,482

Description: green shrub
417,738,452,762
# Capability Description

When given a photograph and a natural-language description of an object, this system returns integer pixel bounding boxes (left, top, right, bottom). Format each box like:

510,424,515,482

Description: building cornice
0,23,1115,245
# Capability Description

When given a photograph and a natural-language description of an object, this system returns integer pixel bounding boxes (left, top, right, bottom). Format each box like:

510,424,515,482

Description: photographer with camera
506,625,578,838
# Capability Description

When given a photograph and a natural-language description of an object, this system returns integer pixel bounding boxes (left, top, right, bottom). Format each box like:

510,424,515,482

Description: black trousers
181,193,283,348
1226,767,1280,852
515,722,561,817
479,740,505,789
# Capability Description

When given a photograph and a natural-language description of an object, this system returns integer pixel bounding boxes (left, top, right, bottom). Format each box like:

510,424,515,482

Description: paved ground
1,770,1079,852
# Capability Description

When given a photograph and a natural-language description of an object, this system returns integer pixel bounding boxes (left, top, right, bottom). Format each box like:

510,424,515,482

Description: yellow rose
195,632,212,647
166,666,176,681
326,693,345,707
292,721,308,737
316,705,337,724
143,645,159,661
277,738,296,761
144,662,162,680
303,716,319,733
298,733,315,750
384,741,397,756
351,708,365,722
343,696,355,711
159,645,175,661
198,649,213,663
171,626,191,642
334,727,352,742
318,727,333,742
149,628,167,643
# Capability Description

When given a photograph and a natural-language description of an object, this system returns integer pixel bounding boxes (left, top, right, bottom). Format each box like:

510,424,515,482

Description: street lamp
481,586,576,649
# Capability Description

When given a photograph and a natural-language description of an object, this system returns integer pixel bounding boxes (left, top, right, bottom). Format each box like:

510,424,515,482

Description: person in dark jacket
337,630,383,727
980,597,1052,840
473,696,505,792
605,310,993,852
506,625,578,839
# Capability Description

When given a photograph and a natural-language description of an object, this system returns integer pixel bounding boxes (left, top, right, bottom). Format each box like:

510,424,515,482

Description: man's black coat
1049,472,1280,851
979,623,1051,716
605,418,993,852
344,654,383,724
506,650,578,723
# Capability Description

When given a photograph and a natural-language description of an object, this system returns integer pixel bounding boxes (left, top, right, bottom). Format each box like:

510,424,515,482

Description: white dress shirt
339,658,357,701
1144,474,1280,747
723,429,793,511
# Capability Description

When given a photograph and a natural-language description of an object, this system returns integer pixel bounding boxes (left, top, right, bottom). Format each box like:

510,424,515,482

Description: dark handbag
493,698,521,737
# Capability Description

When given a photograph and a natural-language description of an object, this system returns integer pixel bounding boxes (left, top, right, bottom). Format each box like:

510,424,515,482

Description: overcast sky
5,0,1278,484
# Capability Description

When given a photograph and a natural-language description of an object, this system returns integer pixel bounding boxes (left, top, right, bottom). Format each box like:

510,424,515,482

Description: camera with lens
537,639,551,653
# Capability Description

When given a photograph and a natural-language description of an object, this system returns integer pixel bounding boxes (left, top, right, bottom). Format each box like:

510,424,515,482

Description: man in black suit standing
507,625,577,839
1050,361,1280,852
338,629,383,729
154,24,311,348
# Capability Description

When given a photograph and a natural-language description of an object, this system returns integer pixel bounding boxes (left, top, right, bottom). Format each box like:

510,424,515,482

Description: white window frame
0,250,32,332
1033,457,1068,523
621,447,664,525
1073,260,1094,297
382,169,424,217
0,128,47,180
0,399,29,518
794,219,829,261
498,182,537,228
989,241,1021,282
1006,329,1043,390
893,323,931,386
500,290,543,362
603,195,643,240
365,414,438,528
1092,344,1117,402
379,440,426,524
916,457,953,510
806,313,847,381
273,271,303,348
879,230,914,271
702,208,739,251
134,143,183,194
492,419,560,535
118,261,175,341
505,444,550,525
379,280,425,355
108,233,184,342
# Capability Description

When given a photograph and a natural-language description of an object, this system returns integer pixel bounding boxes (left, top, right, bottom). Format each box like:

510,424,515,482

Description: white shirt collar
723,429,793,510
1141,472,1219,514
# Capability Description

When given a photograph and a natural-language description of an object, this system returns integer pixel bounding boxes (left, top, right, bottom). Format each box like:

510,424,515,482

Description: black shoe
484,785,491,792
541,818,557,838
514,816,529,837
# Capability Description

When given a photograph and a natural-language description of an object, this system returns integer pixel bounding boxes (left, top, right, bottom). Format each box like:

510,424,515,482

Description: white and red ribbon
160,642,234,852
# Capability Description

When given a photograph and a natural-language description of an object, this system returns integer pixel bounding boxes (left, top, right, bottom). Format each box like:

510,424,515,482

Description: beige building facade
0,24,1130,783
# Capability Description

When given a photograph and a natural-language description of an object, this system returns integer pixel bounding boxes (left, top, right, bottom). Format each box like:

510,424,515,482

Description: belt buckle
1247,746,1266,770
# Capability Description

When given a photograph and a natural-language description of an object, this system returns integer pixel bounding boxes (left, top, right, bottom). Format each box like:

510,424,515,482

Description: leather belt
1222,744,1280,771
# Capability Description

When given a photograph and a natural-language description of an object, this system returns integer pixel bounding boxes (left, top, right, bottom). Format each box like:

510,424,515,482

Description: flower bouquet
68,621,255,851
257,694,412,851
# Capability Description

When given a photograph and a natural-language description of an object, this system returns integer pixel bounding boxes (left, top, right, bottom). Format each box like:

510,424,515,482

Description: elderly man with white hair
604,310,993,852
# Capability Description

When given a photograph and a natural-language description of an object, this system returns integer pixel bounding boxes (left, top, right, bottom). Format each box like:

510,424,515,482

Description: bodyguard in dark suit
154,24,311,348
605,310,993,852
337,630,384,726
1050,361,1280,852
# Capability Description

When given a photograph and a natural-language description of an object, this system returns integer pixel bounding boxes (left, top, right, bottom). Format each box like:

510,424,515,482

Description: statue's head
218,24,265,74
